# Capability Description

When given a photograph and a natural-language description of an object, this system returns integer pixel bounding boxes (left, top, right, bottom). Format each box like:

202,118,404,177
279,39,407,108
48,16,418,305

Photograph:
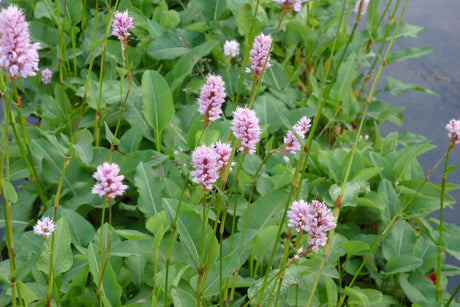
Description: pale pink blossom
232,107,261,154
304,200,336,253
198,74,226,127
287,199,309,233
191,145,219,191
224,40,240,58
41,69,52,84
246,33,272,81
282,116,311,161
33,216,56,238
272,0,309,12
112,10,134,50
0,5,40,79
213,141,234,174
446,119,460,147
354,0,370,16
92,162,128,201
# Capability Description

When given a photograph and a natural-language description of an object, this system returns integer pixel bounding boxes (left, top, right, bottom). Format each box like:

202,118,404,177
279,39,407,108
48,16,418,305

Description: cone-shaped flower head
232,107,261,154
282,116,312,161
246,33,272,81
446,119,460,147
92,162,128,201
224,40,240,58
191,145,220,191
272,0,309,12
33,216,56,238
0,5,40,79
41,69,52,84
198,74,226,127
213,141,234,174
304,200,336,253
354,0,370,15
112,10,134,50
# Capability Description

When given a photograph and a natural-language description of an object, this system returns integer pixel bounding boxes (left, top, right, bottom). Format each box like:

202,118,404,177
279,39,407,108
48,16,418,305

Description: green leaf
236,3,268,37
147,29,203,60
254,93,289,133
171,288,196,306
385,76,438,97
198,0,227,21
134,162,163,217
382,255,423,274
73,128,94,166
366,0,379,33
163,198,218,269
146,210,170,237
388,46,436,65
445,164,459,176
61,208,96,247
342,241,370,257
351,167,383,181
16,282,37,304
115,229,152,241
399,272,436,303
37,218,73,274
142,70,174,133
329,181,370,208
237,188,290,231
118,149,168,173
3,181,18,203
382,219,417,260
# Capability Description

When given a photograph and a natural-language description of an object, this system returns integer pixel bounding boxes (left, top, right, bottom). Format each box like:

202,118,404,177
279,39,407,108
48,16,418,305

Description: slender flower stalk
198,75,226,128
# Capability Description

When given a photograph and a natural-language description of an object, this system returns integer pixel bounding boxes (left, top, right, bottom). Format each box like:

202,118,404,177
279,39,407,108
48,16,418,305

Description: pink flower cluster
224,40,239,58
272,0,309,12
446,119,460,147
246,33,272,81
354,0,370,15
282,116,311,161
0,5,40,79
198,74,226,127
232,107,261,154
112,10,134,49
33,216,56,238
287,199,336,253
41,68,52,84
191,142,233,190
92,162,128,201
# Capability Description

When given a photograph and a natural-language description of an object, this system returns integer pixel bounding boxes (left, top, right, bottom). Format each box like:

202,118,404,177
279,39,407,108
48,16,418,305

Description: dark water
379,0,460,294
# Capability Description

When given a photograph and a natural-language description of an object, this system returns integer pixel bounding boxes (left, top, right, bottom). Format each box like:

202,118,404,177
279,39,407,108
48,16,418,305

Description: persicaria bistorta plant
354,0,370,15
224,40,240,59
41,68,52,84
282,116,312,161
191,145,220,191
213,141,234,174
246,33,272,81
273,0,310,13
92,162,128,201
0,5,40,79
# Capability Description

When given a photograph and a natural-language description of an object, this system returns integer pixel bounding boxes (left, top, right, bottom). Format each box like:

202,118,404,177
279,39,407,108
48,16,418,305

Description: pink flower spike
282,116,311,161
293,116,311,139
112,10,134,49
446,119,460,147
287,200,309,233
191,145,220,191
0,5,40,79
198,74,226,127
232,107,261,154
272,0,310,12
224,40,240,58
213,141,234,174
304,200,336,253
92,162,128,201
354,0,370,16
41,69,52,84
247,33,272,81
33,216,56,238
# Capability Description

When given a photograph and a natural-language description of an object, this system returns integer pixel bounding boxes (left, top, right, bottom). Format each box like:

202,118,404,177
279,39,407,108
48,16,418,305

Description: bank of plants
0,0,459,306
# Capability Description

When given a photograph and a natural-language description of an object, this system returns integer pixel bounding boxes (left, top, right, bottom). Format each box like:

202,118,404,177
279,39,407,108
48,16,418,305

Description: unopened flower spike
0,5,40,79
41,69,52,84
33,216,56,238
198,74,226,127
191,145,220,191
224,40,240,59
246,33,272,81
92,162,128,201
112,10,134,51
232,107,261,154
446,119,460,147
